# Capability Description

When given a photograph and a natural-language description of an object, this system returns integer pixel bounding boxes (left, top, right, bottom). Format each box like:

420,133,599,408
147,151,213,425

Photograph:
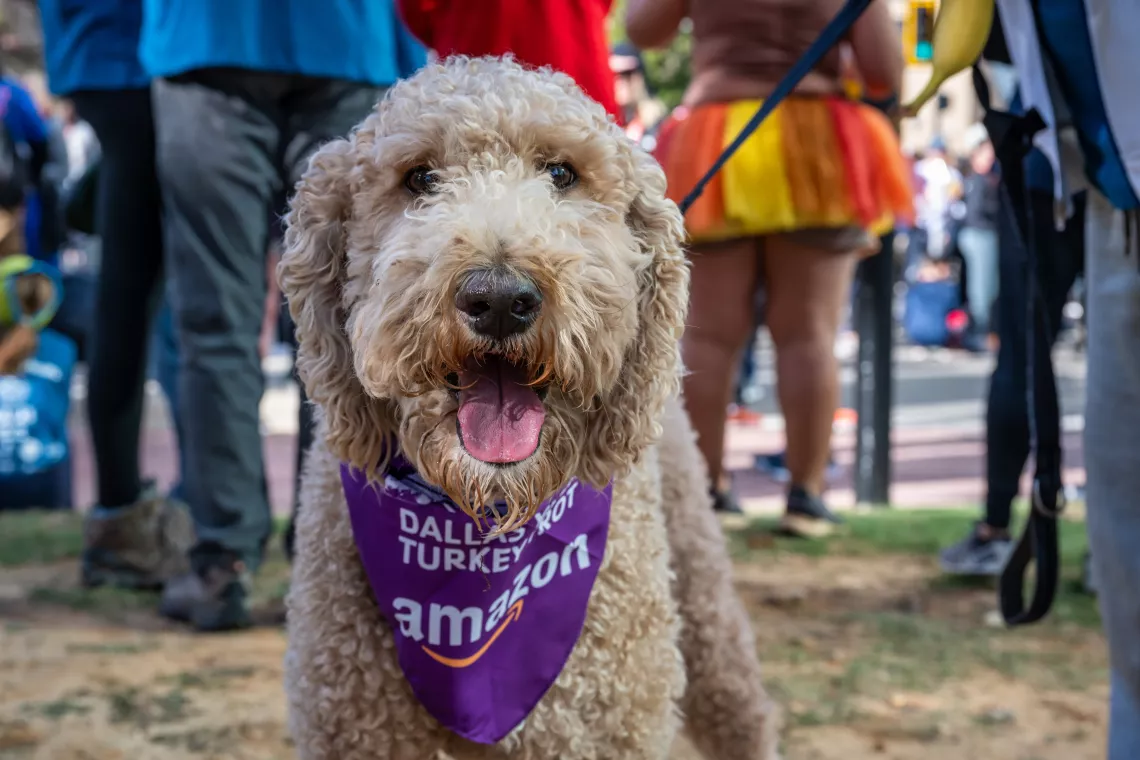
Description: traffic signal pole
853,233,894,506
850,0,937,507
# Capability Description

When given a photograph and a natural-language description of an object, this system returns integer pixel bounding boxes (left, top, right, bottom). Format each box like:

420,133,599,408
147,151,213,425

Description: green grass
24,664,262,739
23,554,292,620
162,666,259,691
731,505,1089,563
729,506,1107,730
3,504,1109,743
27,585,158,614
0,512,294,570
25,695,92,720
3,511,292,619
770,607,1107,730
731,505,1100,630
65,641,162,656
0,510,85,566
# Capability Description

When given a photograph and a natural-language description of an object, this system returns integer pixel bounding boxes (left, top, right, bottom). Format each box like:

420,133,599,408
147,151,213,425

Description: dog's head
279,57,688,530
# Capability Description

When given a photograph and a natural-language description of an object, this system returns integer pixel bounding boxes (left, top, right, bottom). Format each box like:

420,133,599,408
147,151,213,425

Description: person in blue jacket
143,0,426,631
0,73,51,261
0,73,62,512
0,73,47,176
39,0,195,590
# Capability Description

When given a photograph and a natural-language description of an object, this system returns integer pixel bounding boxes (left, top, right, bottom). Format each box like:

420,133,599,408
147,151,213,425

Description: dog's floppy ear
582,148,690,485
279,137,396,470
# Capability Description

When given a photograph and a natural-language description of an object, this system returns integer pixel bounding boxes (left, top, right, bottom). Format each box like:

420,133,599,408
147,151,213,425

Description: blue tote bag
0,328,76,509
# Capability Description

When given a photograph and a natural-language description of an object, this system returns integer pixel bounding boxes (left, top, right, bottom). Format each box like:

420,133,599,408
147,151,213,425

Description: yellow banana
902,0,995,118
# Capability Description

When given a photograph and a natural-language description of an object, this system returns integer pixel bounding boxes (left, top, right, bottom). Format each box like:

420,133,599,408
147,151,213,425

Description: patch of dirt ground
0,553,1108,760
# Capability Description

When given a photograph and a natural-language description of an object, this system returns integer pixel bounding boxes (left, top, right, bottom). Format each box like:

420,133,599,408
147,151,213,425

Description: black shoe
81,484,193,590
778,486,843,538
711,489,744,514
159,559,252,632
939,522,1012,576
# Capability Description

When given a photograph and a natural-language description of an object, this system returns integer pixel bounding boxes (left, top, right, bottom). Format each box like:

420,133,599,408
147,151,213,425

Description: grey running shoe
159,559,252,632
939,523,1012,576
779,486,843,538
81,484,193,590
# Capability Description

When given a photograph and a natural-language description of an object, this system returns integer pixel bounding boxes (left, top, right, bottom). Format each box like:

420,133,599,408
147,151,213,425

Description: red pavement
67,418,1086,516
69,425,300,516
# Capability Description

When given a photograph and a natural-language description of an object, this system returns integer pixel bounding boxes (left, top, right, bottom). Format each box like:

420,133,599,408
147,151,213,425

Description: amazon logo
389,532,592,667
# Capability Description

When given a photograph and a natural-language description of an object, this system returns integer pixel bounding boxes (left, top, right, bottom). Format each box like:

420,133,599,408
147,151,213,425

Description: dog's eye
404,166,439,195
547,163,578,191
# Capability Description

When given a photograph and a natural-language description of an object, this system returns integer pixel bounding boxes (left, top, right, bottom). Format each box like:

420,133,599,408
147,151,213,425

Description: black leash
972,66,1063,626
678,0,873,215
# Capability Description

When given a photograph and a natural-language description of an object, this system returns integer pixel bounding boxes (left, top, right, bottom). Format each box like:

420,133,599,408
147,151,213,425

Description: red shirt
398,0,621,121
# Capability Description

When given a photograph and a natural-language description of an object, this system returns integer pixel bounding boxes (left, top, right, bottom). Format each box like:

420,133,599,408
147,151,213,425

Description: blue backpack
0,328,76,508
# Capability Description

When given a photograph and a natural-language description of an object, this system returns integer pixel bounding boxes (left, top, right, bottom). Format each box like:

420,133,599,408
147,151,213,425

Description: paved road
67,334,1088,516
728,333,1086,512
743,333,1087,432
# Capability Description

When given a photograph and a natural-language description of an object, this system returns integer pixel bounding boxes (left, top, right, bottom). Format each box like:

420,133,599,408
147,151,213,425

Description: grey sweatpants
152,69,384,572
1084,188,1140,759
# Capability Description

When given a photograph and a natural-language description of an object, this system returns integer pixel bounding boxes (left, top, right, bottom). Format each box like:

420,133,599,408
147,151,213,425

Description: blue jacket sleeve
5,84,48,146
393,6,428,80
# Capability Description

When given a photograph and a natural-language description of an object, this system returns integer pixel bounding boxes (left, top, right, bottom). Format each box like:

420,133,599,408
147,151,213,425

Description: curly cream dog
279,56,779,760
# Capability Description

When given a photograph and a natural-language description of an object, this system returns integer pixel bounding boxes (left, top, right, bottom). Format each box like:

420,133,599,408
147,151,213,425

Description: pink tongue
457,357,545,464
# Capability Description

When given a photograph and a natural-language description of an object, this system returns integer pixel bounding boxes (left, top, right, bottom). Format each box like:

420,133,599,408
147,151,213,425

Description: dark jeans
984,189,1085,529
150,298,186,500
152,69,382,572
71,88,168,509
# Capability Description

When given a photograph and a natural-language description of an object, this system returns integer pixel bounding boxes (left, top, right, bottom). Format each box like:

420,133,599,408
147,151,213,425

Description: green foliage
641,32,692,111
607,0,692,111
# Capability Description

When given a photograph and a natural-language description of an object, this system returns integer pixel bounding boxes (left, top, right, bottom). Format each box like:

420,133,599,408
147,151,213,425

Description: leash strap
972,67,1063,626
678,0,873,214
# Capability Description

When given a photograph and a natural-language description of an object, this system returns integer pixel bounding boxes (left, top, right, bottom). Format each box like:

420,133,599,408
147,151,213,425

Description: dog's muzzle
454,267,542,340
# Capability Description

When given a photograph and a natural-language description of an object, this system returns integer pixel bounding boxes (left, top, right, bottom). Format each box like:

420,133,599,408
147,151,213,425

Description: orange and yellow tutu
654,97,914,244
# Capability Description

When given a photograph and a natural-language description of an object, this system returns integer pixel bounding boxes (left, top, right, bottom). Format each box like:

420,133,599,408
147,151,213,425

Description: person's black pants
71,88,166,509
984,189,1085,529
152,69,382,572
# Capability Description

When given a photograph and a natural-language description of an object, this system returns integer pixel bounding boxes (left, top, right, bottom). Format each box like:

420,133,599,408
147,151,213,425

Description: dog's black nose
454,268,543,339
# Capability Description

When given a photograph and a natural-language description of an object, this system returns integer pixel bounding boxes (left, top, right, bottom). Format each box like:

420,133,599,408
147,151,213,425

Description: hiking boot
159,558,252,632
778,486,843,538
81,484,193,590
939,522,1012,576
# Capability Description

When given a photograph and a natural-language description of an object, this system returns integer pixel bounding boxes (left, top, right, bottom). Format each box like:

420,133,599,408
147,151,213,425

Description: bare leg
763,237,858,496
680,238,761,493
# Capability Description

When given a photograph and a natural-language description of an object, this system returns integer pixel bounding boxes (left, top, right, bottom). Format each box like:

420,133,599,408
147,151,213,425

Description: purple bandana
340,458,613,745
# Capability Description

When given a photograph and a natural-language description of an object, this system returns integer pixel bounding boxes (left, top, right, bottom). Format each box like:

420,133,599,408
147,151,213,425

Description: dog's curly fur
279,57,780,760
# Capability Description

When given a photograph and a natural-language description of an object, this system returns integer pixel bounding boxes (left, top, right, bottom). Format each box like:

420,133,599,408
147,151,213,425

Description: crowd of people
0,0,1138,754
0,0,1101,611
